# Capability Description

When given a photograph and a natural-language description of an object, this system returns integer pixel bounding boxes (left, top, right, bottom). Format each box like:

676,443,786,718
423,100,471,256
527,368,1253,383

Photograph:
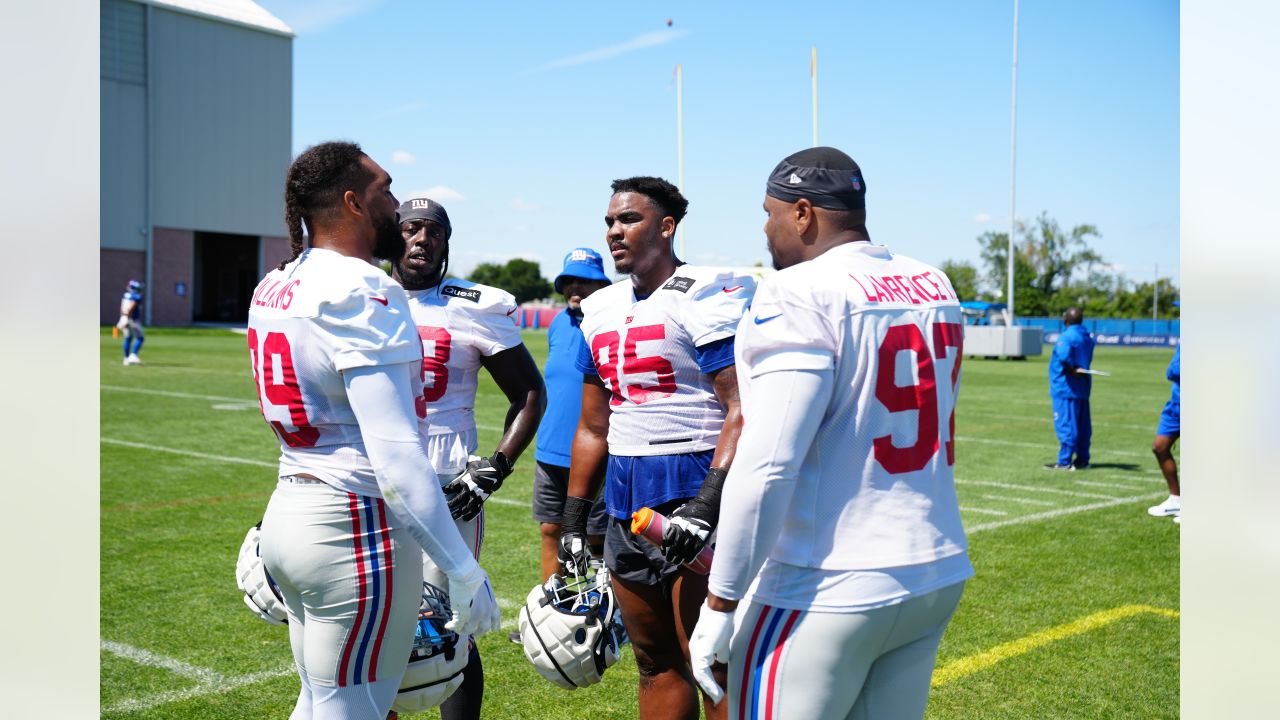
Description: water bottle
630,507,714,574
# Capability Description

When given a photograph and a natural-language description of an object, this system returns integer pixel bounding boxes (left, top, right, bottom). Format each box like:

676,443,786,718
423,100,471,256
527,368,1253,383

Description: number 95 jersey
736,242,968,569
246,248,424,495
576,267,756,456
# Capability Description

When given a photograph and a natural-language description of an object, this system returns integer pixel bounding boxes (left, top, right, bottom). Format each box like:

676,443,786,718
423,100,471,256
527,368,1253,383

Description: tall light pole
811,47,819,147
675,63,686,259
1007,0,1021,320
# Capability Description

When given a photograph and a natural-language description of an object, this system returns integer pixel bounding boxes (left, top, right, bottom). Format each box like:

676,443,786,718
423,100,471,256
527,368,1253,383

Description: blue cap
127,279,143,291
554,248,610,293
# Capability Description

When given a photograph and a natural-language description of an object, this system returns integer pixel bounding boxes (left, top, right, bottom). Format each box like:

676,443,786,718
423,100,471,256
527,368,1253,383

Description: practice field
100,329,1179,719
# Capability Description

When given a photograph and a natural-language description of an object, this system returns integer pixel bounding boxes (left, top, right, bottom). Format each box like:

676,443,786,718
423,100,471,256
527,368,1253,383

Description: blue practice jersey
534,309,588,467
1166,345,1180,404
122,290,143,320
1049,324,1095,399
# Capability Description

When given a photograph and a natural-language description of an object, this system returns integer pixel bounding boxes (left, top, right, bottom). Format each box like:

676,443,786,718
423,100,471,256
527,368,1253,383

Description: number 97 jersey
735,242,968,570
246,249,424,495
576,267,756,457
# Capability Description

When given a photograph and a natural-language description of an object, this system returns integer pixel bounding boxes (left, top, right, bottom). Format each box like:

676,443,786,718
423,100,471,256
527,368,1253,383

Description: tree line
939,212,1179,319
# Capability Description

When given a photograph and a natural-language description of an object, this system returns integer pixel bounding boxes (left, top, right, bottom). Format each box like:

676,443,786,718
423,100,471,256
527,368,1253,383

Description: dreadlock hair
279,141,375,270
610,176,689,229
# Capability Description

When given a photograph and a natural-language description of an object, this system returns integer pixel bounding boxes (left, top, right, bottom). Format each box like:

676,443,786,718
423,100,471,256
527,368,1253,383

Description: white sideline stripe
102,384,251,404
101,664,294,716
101,438,534,509
960,506,1008,516
961,409,1152,431
1075,479,1150,491
104,385,507,433
101,640,225,684
967,492,1167,534
955,479,1117,500
977,493,1057,507
497,595,521,610
956,435,1148,459
103,438,276,468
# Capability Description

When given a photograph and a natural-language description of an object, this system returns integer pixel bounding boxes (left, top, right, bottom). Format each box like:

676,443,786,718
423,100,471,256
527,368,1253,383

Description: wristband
489,451,513,479
561,495,594,535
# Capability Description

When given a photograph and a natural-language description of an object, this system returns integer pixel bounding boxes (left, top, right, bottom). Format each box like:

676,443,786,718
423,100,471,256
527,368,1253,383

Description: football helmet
234,522,287,625
127,279,143,292
393,581,469,714
518,562,627,690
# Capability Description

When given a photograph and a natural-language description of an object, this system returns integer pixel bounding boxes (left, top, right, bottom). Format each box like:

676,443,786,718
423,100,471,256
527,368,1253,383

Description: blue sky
257,0,1179,292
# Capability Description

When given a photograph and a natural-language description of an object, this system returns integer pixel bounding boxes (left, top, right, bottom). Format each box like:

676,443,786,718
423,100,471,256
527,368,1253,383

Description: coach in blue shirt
531,249,612,582
1047,307,1096,470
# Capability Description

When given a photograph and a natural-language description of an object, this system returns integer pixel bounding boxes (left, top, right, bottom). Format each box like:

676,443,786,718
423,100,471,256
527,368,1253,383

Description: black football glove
661,468,727,566
558,495,595,577
443,452,512,522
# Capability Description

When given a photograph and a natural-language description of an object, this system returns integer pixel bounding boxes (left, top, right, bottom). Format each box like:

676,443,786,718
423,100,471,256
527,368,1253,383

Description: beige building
100,0,293,325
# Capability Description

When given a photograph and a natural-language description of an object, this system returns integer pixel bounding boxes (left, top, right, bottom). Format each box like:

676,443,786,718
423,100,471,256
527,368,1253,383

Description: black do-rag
766,146,866,211
397,197,452,237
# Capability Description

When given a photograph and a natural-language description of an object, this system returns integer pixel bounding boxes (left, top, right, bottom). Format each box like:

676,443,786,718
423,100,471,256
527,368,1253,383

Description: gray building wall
150,7,291,238
100,0,147,252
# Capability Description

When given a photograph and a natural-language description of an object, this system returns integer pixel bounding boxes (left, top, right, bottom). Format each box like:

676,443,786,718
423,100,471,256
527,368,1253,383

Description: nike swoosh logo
370,296,388,305
722,285,744,293
753,313,782,324
506,308,517,316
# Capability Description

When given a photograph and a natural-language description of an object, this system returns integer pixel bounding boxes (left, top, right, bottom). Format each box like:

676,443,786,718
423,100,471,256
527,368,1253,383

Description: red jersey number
872,322,963,473
416,326,453,417
248,328,320,448
592,324,677,406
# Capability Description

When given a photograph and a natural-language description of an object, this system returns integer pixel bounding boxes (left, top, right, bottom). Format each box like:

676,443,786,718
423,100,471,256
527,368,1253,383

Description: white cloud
260,0,383,34
529,29,689,73
391,150,415,165
973,213,993,223
510,197,539,211
410,186,466,204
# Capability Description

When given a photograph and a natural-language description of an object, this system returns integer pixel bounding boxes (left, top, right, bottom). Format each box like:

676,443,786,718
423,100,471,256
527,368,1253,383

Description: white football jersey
735,242,968,569
578,266,755,456
246,248,423,496
405,279,523,437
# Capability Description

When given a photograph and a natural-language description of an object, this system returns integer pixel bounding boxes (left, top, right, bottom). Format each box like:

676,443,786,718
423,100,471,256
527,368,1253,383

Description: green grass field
100,328,1179,719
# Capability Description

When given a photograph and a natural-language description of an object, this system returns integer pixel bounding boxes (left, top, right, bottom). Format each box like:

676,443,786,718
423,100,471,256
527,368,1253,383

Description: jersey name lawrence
247,248,423,496
577,267,755,456
406,279,522,436
737,242,968,569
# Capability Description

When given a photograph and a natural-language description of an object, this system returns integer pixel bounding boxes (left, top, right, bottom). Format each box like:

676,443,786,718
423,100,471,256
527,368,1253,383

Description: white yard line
955,479,1117,500
966,492,1167,534
102,438,276,468
960,506,1008,516
102,384,252,404
977,493,1057,507
101,641,226,685
955,436,1148,459
1075,479,1151,491
961,409,1153,432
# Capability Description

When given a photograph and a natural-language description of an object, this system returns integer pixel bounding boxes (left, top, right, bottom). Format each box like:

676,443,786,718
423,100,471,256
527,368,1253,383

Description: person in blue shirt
116,280,145,365
530,249,612,581
1147,344,1181,521
1046,307,1096,470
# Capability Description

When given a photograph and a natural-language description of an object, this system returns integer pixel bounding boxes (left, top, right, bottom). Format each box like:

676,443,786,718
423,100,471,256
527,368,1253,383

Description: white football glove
689,601,735,705
445,563,501,638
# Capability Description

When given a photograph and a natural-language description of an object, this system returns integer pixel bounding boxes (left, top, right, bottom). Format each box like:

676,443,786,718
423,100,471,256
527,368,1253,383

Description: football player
558,176,754,720
117,279,145,365
249,142,500,720
688,147,973,720
1147,343,1181,522
394,197,546,719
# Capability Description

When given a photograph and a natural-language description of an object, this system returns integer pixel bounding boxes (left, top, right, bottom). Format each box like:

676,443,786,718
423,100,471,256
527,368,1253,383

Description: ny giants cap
397,197,452,237
555,248,610,294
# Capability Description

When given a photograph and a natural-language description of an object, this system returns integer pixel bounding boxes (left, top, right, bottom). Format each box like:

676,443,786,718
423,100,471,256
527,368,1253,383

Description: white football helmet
518,562,627,690
392,581,469,714
234,522,287,625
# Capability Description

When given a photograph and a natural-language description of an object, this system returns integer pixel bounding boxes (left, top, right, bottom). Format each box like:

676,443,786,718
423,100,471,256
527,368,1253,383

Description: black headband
765,147,866,211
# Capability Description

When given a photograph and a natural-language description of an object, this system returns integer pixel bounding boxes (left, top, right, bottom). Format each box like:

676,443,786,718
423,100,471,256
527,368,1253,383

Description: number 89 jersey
576,267,756,456
246,248,424,496
736,242,967,569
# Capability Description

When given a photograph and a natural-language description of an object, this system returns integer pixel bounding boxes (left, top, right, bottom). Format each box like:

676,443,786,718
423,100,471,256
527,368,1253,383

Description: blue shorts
604,450,714,520
1157,399,1180,437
